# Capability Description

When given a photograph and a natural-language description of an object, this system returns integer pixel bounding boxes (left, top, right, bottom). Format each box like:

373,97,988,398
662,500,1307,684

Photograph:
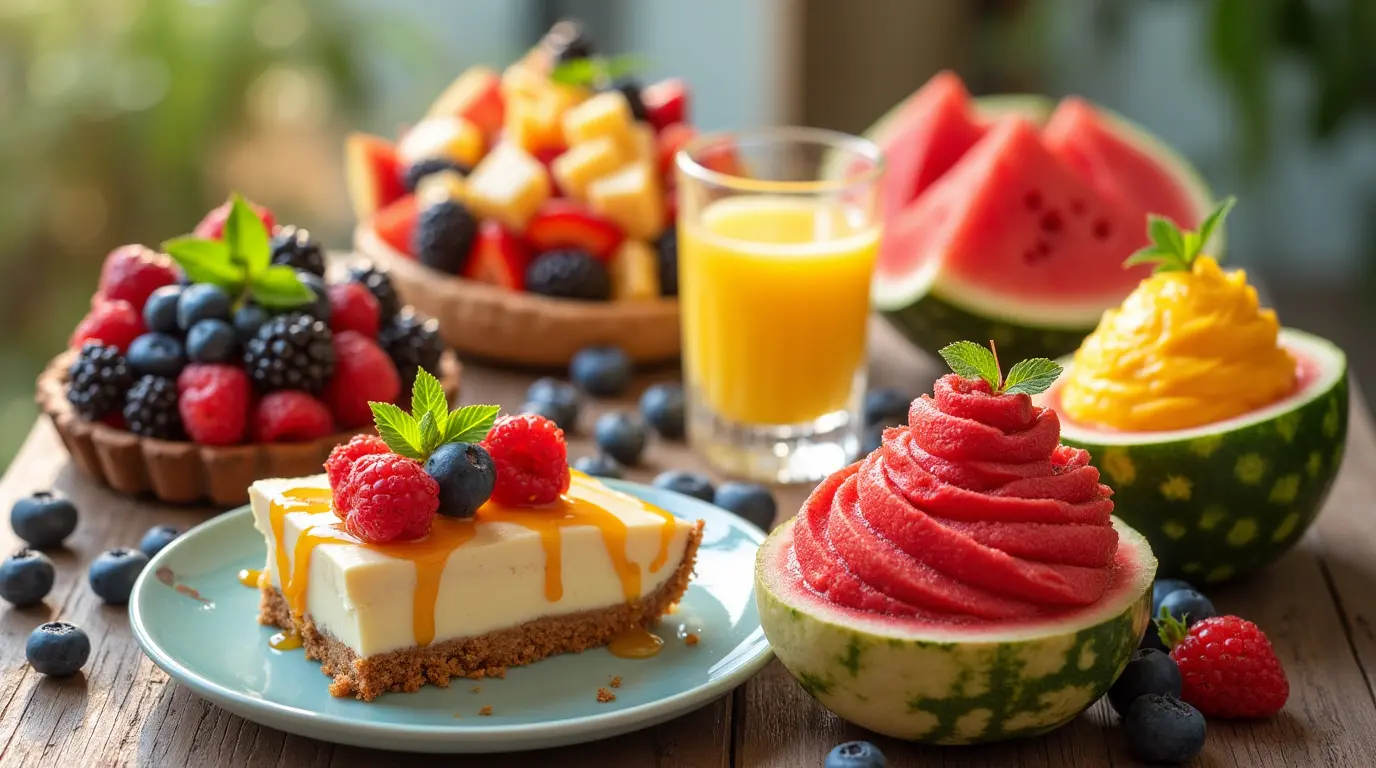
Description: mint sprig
938,340,1063,396
549,54,646,88
1124,196,1236,274
367,368,499,461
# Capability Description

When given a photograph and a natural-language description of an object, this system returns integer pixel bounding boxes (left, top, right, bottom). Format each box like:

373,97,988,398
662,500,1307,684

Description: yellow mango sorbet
1059,255,1295,431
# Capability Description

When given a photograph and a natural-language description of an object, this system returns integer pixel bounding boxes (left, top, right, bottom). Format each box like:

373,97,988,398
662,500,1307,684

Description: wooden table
2,319,1375,767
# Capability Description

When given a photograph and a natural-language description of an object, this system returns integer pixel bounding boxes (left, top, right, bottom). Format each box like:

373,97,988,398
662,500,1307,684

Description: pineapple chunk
464,143,552,230
399,116,485,168
416,170,467,208
505,95,561,154
622,122,657,166
588,163,665,241
551,137,627,201
501,61,547,102
563,91,635,147
610,239,661,301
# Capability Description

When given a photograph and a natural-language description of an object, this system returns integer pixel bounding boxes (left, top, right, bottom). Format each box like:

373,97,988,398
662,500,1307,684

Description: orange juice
679,196,880,425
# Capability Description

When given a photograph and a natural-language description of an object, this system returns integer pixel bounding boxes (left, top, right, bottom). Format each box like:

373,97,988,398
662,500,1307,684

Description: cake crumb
479,705,493,716
685,633,700,646
471,685,482,693
610,676,622,688
597,687,617,703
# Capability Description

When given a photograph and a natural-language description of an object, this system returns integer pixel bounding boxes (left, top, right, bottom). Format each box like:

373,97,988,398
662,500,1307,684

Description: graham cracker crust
258,520,704,701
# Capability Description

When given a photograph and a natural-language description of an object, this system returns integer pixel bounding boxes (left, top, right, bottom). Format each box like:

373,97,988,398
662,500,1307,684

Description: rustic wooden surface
1,318,1374,767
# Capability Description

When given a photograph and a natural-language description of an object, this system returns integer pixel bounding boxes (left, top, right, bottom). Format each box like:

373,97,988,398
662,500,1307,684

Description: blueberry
232,303,270,343
863,388,911,427
295,270,332,323
652,470,714,502
527,377,580,410
88,548,149,605
127,332,187,377
11,491,78,549
138,525,182,558
143,285,184,334
1159,589,1216,628
26,621,91,677
714,482,776,530
1152,578,1193,615
861,424,885,455
1108,648,1183,717
186,318,237,363
594,411,648,465
1140,621,1169,652
423,442,495,519
639,382,686,439
176,283,232,330
520,400,577,433
570,346,632,397
0,549,56,607
1125,695,1206,765
573,453,625,480
825,740,887,768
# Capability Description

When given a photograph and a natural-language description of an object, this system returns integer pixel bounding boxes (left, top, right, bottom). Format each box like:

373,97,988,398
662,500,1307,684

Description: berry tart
348,20,687,366
249,369,704,700
36,195,461,506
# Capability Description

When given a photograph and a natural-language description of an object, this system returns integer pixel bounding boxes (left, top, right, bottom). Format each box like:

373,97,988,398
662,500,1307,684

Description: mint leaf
603,54,648,80
249,265,315,309
443,404,500,445
418,411,443,456
1001,358,1063,396
225,194,272,276
938,341,1000,390
1125,197,1236,274
1148,215,1185,259
548,58,601,86
1194,195,1235,259
369,402,424,460
410,369,449,437
162,236,245,291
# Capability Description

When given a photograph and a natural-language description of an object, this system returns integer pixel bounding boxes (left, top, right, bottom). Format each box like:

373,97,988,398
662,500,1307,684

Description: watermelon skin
757,517,1154,744
881,288,1095,363
1044,329,1348,584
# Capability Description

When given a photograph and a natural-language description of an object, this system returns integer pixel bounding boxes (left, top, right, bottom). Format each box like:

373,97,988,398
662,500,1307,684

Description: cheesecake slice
249,470,703,700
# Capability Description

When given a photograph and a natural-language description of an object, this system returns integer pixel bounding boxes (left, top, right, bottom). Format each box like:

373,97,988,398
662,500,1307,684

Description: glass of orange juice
675,127,883,483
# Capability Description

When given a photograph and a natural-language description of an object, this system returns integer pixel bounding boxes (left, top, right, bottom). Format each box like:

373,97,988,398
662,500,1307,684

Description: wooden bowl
36,350,463,507
354,224,681,367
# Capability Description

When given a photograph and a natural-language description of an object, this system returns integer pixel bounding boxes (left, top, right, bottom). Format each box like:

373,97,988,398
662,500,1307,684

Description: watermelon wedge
878,72,988,221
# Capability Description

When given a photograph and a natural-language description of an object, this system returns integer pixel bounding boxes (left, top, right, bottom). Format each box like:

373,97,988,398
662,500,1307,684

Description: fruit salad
346,20,690,303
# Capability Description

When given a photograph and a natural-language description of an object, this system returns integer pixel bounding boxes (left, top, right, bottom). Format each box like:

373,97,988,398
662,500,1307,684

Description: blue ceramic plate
129,480,771,753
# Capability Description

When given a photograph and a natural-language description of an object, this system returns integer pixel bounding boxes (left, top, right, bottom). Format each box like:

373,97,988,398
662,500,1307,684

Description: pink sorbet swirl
791,374,1120,621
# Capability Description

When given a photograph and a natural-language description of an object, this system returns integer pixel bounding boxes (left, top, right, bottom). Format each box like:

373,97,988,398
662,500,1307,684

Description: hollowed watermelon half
864,75,1216,362
1039,328,1348,583
755,516,1155,744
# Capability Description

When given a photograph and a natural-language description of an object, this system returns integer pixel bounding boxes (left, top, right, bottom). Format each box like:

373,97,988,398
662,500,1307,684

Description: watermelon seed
1041,210,1063,233
1024,191,1042,211
1093,219,1113,241
1070,198,1086,216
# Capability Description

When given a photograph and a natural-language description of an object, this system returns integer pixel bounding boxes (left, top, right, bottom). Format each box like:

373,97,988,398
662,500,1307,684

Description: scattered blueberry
863,388,910,427
652,470,715,502
639,382,686,439
594,411,648,465
1159,589,1217,628
715,482,776,531
570,346,632,397
574,453,625,480
126,333,187,377
10,491,78,549
1108,648,1183,717
232,303,270,343
186,318,237,363
138,525,182,558
0,549,55,607
424,442,495,519
1125,695,1206,765
176,283,232,330
88,548,149,605
527,376,580,409
142,285,184,334
520,400,577,433
26,622,91,677
825,740,887,768
862,424,885,455
1152,578,1194,615
295,270,332,323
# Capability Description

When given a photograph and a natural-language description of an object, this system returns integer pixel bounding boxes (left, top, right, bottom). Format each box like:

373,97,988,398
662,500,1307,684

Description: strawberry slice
345,132,407,221
427,66,505,137
524,200,625,260
464,220,531,290
643,78,689,133
657,122,698,179
373,194,419,258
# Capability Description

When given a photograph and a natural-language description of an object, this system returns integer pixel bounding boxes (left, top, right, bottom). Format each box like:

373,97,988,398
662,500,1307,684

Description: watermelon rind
1042,328,1348,583
755,516,1155,744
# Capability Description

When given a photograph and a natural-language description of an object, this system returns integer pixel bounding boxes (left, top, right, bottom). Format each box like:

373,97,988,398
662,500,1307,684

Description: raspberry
71,299,146,352
177,364,250,445
252,391,336,443
327,282,381,338
96,245,179,311
325,433,390,496
323,331,401,428
482,413,570,506
338,453,438,543
193,199,275,240
1166,614,1289,718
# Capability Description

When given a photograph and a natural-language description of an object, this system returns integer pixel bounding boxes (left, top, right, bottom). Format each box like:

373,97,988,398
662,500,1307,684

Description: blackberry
402,158,470,193
243,313,336,394
414,200,478,274
546,19,595,64
295,270,332,323
66,343,134,421
526,250,611,301
656,227,679,296
123,375,183,440
378,308,444,392
604,78,648,122
270,225,326,277
348,262,400,321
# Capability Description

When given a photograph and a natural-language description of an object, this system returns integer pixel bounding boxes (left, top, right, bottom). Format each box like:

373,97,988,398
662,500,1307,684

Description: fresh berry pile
62,195,446,447
346,20,687,302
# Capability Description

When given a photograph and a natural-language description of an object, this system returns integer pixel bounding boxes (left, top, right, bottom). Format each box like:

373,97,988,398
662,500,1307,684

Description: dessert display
249,372,703,700
1038,201,1348,582
755,342,1156,744
346,20,690,365
864,71,1217,361
36,195,460,505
